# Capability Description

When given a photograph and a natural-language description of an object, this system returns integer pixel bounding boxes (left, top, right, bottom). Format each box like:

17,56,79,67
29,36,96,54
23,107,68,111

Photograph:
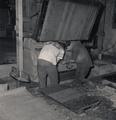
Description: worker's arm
57,49,64,62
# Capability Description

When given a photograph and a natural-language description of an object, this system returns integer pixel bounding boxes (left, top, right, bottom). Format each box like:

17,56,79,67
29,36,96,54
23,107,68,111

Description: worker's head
58,41,70,50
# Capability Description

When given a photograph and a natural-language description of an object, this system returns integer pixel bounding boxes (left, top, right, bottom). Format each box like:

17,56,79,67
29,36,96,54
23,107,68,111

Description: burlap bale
23,38,43,82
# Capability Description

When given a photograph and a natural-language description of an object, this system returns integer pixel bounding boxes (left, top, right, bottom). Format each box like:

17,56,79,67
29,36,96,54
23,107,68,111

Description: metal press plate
39,0,101,41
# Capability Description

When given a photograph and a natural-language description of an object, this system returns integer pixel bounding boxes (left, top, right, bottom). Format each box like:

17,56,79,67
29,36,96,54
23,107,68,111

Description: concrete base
89,60,116,78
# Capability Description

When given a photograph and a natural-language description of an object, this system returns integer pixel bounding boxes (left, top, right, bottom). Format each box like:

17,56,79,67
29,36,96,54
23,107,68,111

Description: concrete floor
0,86,80,120
0,76,116,120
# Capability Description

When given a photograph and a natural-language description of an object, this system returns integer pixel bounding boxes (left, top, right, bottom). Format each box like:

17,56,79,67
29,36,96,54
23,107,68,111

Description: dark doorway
0,0,16,64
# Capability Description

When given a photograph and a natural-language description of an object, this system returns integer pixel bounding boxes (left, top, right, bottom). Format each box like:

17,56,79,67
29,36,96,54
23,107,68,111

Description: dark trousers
37,59,58,88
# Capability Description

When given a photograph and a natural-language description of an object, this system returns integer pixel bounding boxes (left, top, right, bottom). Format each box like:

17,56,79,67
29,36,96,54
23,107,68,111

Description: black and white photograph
0,0,116,120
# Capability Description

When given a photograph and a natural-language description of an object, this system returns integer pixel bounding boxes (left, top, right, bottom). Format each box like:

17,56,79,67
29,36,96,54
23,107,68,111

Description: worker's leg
46,65,58,87
37,60,47,88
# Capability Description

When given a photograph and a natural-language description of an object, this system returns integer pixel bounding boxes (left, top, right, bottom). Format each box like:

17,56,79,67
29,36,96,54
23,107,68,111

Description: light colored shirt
38,43,64,65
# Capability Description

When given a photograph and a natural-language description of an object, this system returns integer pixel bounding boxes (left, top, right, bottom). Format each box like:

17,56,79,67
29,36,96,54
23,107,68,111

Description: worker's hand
61,59,75,65
66,64,73,69
69,59,75,63
60,60,67,65
67,61,76,68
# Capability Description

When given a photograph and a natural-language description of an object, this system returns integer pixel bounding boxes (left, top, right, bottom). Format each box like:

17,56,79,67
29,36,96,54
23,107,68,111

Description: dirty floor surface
1,76,116,120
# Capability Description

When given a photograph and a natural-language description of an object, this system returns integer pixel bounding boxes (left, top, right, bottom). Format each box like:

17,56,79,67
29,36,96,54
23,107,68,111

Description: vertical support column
26,0,31,33
97,0,106,60
26,0,30,17
16,0,23,77
103,0,114,52
97,0,114,58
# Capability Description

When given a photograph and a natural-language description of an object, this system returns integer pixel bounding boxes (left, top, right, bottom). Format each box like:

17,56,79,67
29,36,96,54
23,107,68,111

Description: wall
16,0,42,36
0,9,9,37
0,64,16,78
102,0,116,56
111,29,116,55
23,0,42,35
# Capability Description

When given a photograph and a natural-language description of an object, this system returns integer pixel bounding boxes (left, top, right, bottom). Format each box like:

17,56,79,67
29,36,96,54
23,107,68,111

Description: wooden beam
16,0,23,77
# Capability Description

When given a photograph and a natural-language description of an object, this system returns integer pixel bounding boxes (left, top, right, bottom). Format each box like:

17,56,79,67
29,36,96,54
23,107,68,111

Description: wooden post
97,0,106,60
16,0,23,77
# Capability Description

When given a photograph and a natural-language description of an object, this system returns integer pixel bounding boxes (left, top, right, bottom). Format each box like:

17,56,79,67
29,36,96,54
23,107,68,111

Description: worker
37,41,67,88
67,41,93,86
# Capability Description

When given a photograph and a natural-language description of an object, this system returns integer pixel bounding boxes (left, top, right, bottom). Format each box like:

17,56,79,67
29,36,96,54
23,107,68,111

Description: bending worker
37,41,66,88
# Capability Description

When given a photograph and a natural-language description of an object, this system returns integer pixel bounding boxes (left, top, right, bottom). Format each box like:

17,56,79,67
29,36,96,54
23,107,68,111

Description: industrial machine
22,0,104,83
